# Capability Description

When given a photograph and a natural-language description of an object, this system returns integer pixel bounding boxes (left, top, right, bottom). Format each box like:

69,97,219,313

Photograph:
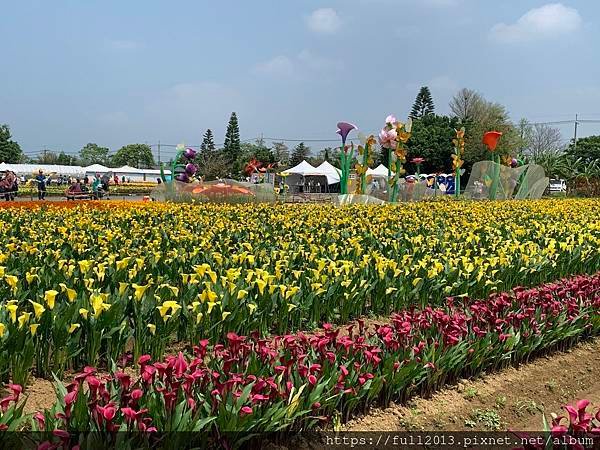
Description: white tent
366,164,393,178
281,160,317,176
1,163,85,176
84,164,111,174
314,161,341,185
115,165,140,174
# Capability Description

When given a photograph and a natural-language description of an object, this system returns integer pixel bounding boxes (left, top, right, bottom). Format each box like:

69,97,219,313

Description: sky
1,0,600,160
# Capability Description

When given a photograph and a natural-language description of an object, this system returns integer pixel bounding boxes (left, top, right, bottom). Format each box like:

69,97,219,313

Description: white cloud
306,8,341,34
106,39,141,51
253,56,295,78
490,3,582,43
253,50,342,81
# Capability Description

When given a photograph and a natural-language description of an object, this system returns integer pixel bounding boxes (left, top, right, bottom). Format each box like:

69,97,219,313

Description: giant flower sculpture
452,128,466,198
379,115,412,202
336,122,358,195
483,131,503,200
356,134,376,195
160,144,199,185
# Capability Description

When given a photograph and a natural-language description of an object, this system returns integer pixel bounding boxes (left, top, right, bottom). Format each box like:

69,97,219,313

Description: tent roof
1,163,85,176
84,164,111,173
281,160,317,175
366,164,392,177
314,161,341,184
114,165,141,173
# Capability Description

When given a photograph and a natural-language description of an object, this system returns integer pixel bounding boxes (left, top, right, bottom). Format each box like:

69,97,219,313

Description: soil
344,338,600,432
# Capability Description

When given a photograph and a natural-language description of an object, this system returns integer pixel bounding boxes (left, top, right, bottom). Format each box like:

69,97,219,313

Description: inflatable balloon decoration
378,115,412,202
336,122,358,195
160,143,198,184
482,131,503,200
452,127,466,198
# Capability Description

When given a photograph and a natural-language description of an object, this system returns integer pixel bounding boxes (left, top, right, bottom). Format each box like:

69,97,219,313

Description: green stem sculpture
489,154,500,200
360,142,369,195
454,165,461,199
387,149,393,202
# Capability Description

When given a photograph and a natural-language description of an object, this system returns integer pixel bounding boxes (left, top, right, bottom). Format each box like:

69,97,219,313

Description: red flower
240,406,253,416
34,412,46,430
411,157,425,164
482,131,503,151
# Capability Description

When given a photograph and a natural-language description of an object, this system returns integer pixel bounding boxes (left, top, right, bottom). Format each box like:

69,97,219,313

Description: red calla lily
483,131,503,151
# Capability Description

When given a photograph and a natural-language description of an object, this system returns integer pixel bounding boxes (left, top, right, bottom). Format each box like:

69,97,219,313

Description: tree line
2,91,600,186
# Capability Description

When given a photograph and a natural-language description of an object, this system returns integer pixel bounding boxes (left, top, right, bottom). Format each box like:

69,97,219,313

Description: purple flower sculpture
184,148,197,160
336,122,358,146
175,173,190,183
185,163,197,176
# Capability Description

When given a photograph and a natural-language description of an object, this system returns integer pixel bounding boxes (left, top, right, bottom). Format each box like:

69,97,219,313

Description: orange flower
483,131,503,151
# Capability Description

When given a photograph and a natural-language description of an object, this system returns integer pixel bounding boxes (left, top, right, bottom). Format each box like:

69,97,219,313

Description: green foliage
289,142,310,167
272,142,290,165
200,129,216,154
223,112,241,168
567,135,600,162
410,86,435,119
460,102,523,172
0,124,24,163
406,115,460,173
79,143,110,165
34,151,78,165
241,139,274,165
111,144,155,168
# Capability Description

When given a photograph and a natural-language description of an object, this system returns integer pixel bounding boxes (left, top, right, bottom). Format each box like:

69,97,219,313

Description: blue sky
1,0,599,159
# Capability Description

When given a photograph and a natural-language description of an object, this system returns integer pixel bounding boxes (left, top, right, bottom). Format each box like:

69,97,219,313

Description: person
35,170,47,200
114,174,119,185
92,173,102,199
66,178,83,200
0,171,17,201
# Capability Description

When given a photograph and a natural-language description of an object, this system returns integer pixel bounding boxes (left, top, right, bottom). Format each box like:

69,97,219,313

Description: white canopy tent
281,160,317,176
314,161,341,185
84,164,111,175
1,163,85,176
366,164,393,178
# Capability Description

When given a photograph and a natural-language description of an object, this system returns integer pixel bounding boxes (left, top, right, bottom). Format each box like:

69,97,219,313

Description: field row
1,272,599,447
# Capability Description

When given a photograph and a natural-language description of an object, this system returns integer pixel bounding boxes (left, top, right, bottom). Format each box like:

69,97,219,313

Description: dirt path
345,338,600,432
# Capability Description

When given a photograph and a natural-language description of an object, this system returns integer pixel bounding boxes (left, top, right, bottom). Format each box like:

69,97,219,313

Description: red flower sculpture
482,131,503,151
244,158,263,176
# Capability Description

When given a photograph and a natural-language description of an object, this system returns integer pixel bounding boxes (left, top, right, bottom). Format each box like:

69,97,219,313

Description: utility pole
574,114,579,150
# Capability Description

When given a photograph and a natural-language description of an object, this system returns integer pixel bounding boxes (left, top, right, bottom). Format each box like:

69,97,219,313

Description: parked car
548,178,567,194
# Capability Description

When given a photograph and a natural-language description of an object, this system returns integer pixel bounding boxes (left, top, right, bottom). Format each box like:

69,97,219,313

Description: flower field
0,199,600,445
0,199,600,381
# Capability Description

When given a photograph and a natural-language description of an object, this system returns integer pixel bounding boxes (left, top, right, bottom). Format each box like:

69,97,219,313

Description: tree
223,112,241,167
272,141,290,165
289,142,310,166
79,143,110,165
522,122,565,160
111,144,155,168
56,151,78,165
200,129,216,154
406,115,461,173
410,87,435,119
0,124,24,163
240,139,274,166
449,90,522,171
566,135,600,163
196,150,228,181
449,88,485,122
